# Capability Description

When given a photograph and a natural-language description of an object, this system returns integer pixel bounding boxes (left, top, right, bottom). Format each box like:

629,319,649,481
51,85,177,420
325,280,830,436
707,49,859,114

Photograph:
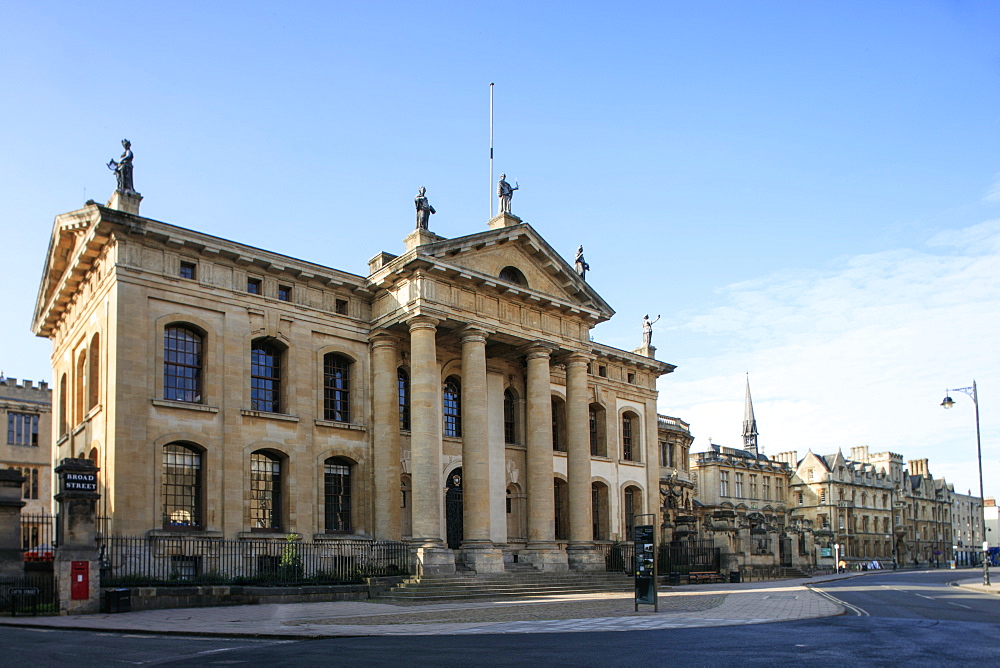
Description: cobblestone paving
301,593,725,626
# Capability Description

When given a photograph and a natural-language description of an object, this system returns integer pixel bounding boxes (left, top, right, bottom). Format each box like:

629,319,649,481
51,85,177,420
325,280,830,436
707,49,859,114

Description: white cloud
984,175,1000,203
660,220,1000,498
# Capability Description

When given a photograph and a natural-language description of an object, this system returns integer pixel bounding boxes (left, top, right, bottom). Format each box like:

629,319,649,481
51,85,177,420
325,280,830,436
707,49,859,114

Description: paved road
4,617,1000,666
813,569,1000,622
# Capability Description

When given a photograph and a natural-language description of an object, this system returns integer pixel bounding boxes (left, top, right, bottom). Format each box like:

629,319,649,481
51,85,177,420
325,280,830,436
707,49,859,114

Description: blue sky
2,1,999,496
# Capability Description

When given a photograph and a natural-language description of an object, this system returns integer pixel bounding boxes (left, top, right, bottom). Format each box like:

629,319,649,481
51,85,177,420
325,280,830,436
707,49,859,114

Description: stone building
656,414,695,543
951,490,983,566
902,458,953,567
0,375,52,516
31,182,675,573
687,380,806,574
778,446,901,569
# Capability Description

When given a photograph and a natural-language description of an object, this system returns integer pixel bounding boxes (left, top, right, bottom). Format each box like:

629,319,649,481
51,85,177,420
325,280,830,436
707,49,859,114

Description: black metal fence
20,513,55,561
658,540,721,574
597,542,636,573
99,535,412,587
0,574,58,616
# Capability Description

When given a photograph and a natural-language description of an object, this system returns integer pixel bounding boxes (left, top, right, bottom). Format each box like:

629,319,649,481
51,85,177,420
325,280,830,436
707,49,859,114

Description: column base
409,541,456,576
566,544,604,571
460,542,506,573
521,543,569,572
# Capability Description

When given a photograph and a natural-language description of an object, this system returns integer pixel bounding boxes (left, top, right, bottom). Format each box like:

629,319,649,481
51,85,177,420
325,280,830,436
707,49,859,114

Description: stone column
565,353,601,570
645,398,662,539
54,458,100,614
523,343,567,570
370,332,401,540
459,329,504,572
0,470,26,577
407,316,454,574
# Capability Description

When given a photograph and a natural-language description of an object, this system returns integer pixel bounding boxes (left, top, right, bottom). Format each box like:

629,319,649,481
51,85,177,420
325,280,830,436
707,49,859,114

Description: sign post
633,514,657,612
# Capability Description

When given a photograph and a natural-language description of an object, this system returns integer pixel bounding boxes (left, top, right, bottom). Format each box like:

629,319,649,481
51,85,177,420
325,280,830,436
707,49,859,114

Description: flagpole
489,82,494,219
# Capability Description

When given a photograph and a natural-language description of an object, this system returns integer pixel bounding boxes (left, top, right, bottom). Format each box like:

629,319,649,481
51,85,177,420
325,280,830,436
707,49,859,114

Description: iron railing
99,535,412,587
19,514,55,560
0,573,58,616
658,540,721,574
597,542,635,573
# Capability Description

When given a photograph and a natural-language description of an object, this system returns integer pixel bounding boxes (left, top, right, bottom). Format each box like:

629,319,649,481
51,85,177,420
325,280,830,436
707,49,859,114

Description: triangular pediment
403,222,614,320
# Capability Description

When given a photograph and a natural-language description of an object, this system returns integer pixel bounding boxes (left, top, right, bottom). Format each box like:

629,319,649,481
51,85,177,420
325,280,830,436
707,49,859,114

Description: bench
687,571,724,584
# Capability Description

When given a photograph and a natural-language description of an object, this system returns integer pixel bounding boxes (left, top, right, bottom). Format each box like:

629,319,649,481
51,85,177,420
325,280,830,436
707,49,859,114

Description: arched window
443,376,462,437
58,374,67,436
250,451,282,531
503,389,517,444
251,340,282,413
621,411,640,461
324,457,352,533
88,334,100,410
624,485,643,538
323,353,351,422
589,404,607,456
162,443,202,529
498,266,527,286
551,397,566,452
164,325,203,403
592,481,610,540
554,478,569,540
75,350,87,423
398,368,410,431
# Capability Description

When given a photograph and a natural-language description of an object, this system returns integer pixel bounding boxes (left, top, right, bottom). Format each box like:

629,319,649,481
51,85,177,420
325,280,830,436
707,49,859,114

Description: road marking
948,601,972,609
807,585,869,617
915,594,934,599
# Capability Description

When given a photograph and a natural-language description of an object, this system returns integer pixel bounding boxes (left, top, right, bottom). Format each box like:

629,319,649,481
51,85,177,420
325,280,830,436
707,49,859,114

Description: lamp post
941,380,990,586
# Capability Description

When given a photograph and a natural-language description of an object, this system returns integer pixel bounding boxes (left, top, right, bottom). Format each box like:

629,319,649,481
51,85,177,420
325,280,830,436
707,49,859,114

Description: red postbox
71,561,89,600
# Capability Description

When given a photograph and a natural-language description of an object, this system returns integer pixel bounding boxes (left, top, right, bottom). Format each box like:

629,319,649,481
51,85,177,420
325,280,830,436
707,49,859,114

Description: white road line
807,585,869,617
948,601,972,609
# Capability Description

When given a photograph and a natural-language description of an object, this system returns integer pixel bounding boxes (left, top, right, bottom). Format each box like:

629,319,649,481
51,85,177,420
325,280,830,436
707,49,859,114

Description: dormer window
498,266,526,286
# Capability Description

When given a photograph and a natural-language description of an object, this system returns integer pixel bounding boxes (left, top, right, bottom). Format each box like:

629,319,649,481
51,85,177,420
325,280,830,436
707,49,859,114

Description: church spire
743,374,759,455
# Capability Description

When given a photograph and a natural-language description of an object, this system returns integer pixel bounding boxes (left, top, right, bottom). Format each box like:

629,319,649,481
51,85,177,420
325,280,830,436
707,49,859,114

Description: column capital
407,315,440,332
458,326,491,345
561,351,594,368
369,329,400,349
522,341,558,360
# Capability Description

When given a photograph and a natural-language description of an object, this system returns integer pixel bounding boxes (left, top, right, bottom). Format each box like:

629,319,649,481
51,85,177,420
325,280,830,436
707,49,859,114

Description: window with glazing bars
323,353,350,422
622,414,634,460
324,457,351,533
250,452,281,530
164,326,203,403
443,377,461,437
503,390,516,444
398,368,410,430
162,444,202,528
251,341,281,412
7,413,39,446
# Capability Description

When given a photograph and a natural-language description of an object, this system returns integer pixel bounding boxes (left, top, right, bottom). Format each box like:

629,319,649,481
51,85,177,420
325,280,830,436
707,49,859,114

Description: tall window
162,443,202,529
720,470,730,497
251,340,282,412
250,451,282,531
59,374,67,436
735,473,744,497
324,457,352,533
551,397,566,452
398,368,410,431
7,413,39,446
443,376,462,437
749,474,758,499
589,404,606,456
164,326,203,403
624,486,641,538
622,412,639,461
88,334,100,410
16,468,39,500
763,476,771,501
323,353,351,422
75,350,87,422
503,389,516,444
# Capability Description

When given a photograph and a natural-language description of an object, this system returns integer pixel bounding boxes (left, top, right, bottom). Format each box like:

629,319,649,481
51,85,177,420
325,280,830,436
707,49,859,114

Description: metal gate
780,536,793,567
0,571,57,616
445,469,463,550
659,540,721,574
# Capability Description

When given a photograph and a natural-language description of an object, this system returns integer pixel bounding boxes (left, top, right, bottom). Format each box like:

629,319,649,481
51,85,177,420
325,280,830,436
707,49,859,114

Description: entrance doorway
445,468,463,550
780,535,793,567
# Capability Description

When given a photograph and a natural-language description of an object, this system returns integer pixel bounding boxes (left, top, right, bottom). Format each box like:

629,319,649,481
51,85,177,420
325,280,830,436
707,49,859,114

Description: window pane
250,452,281,530
251,342,281,412
324,458,351,532
323,354,350,422
398,369,410,431
162,444,202,528
443,378,461,437
164,327,203,403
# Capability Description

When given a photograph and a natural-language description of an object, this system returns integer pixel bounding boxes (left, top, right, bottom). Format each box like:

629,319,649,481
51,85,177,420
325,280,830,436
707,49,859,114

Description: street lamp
941,380,990,586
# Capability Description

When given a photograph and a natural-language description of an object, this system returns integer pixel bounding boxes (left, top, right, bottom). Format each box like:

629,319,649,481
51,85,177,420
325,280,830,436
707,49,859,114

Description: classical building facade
0,375,52,516
951,490,983,566
32,187,674,573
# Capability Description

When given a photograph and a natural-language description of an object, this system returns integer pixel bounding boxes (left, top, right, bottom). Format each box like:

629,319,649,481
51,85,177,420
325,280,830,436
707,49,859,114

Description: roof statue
574,245,590,280
743,374,759,455
414,186,436,230
107,139,136,193
497,173,518,214
642,314,660,348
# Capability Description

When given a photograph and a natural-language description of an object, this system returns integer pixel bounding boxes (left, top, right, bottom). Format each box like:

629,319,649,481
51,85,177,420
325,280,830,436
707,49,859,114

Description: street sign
633,523,656,610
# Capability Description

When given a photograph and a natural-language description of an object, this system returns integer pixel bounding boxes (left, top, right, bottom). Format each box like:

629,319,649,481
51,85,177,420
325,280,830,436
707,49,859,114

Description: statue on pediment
107,139,136,193
575,245,590,280
642,314,661,348
414,186,436,229
497,173,518,214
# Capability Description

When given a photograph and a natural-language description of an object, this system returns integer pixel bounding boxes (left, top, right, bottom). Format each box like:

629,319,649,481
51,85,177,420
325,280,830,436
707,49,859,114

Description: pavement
0,572,869,638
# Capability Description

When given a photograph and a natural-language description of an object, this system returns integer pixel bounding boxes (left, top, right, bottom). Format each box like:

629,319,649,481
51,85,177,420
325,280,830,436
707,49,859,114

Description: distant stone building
951,490,983,566
657,414,695,544
688,380,807,575
902,458,953,567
